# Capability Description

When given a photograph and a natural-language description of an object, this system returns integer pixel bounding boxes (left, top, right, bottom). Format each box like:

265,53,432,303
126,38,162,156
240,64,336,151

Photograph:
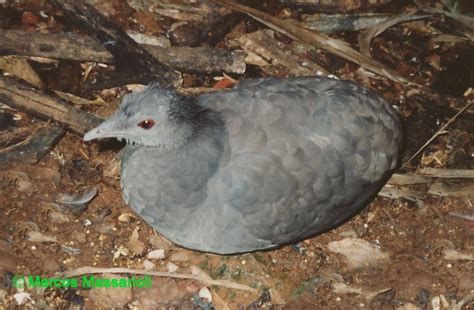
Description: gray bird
84,76,403,254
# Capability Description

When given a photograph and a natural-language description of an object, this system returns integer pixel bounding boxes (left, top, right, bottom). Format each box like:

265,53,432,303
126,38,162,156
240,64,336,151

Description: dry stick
358,9,432,56
0,124,64,166
388,168,474,185
378,187,425,201
167,4,242,47
454,293,474,310
300,12,431,34
210,0,412,85
428,183,474,197
0,30,246,75
0,76,102,134
420,6,474,40
60,266,257,292
403,100,473,167
387,173,432,185
418,168,474,178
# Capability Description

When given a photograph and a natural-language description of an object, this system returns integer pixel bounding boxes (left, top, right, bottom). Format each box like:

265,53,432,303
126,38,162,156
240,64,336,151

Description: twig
418,168,474,178
358,9,432,56
299,13,432,34
278,0,391,13
428,183,474,197
449,212,474,221
0,124,64,166
59,266,257,292
0,30,246,75
403,100,473,167
387,173,431,185
378,187,425,201
453,293,474,310
420,6,474,40
388,169,474,186
167,4,241,47
0,76,102,134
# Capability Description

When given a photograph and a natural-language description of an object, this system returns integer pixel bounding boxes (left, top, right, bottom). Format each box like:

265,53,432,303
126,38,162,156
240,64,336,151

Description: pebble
147,249,165,260
198,287,212,303
143,259,155,271
166,262,179,273
14,292,31,305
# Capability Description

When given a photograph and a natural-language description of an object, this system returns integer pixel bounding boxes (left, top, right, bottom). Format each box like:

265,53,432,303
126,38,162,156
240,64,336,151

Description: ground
0,0,473,309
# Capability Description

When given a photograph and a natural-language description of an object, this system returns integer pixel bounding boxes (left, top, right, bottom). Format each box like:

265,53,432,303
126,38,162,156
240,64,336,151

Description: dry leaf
126,227,146,256
0,56,42,87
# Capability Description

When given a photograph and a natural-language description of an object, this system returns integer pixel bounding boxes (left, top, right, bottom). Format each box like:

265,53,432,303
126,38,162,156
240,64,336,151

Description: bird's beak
83,117,124,142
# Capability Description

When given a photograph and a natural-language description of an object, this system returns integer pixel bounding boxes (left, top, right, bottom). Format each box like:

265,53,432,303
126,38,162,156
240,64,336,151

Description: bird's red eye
138,119,155,129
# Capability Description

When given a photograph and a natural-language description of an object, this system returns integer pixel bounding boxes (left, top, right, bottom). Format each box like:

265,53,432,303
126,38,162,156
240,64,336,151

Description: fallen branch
418,168,474,178
59,266,257,292
0,124,64,166
452,293,474,310
428,183,474,197
420,5,474,40
0,76,102,134
279,0,392,13
449,212,474,221
387,173,431,185
0,30,246,75
167,3,241,47
358,9,432,56
299,12,432,34
388,168,474,185
378,187,425,201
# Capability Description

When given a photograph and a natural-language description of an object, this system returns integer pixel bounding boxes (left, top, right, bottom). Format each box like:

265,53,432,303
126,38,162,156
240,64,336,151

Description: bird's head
84,85,193,148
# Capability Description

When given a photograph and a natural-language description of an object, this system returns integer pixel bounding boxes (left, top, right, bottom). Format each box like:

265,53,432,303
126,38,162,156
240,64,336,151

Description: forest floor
0,0,472,309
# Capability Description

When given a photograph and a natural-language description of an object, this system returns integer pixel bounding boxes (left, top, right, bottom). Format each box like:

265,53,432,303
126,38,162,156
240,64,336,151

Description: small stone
147,249,165,260
14,292,31,305
143,259,155,271
118,212,135,223
198,287,212,303
166,262,179,273
431,296,440,310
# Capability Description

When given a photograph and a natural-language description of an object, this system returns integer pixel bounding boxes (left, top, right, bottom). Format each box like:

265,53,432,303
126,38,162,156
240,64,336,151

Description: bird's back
191,76,402,253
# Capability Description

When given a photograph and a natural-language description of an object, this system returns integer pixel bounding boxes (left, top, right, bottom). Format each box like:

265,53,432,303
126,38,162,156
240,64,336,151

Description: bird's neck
123,105,226,174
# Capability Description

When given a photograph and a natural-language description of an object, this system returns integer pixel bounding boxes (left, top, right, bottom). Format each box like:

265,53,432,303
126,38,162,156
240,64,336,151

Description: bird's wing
198,77,402,245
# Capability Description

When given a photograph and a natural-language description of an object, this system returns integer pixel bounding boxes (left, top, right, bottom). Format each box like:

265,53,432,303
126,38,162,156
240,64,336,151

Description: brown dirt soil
0,0,473,309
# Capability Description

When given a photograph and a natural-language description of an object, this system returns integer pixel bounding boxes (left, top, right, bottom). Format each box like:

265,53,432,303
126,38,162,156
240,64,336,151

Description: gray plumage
84,76,403,254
